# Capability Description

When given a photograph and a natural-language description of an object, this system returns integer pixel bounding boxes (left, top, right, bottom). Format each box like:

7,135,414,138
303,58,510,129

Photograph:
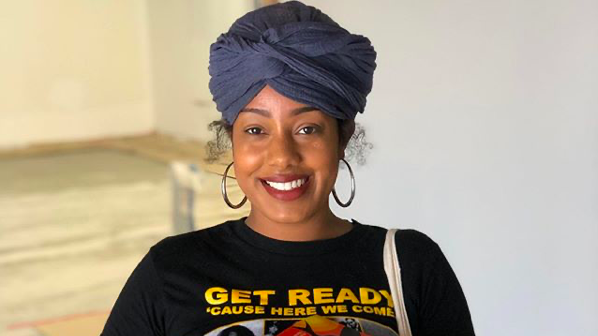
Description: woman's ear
338,119,355,160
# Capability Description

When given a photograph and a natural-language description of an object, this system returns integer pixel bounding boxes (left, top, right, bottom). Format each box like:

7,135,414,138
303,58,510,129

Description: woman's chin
263,209,311,225
249,203,315,225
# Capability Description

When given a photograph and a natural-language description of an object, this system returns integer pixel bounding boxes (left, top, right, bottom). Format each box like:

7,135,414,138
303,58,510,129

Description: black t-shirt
101,217,475,336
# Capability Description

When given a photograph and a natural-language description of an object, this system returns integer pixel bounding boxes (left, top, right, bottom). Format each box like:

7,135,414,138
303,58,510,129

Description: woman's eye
245,127,264,135
298,126,317,135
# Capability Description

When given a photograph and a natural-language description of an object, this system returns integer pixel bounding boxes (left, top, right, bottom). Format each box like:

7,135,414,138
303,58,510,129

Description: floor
0,134,233,336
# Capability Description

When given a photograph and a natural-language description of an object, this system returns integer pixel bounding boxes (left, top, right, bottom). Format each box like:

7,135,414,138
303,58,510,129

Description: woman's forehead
236,85,331,121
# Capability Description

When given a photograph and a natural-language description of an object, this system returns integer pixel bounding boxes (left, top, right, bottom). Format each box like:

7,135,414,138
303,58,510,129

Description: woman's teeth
265,178,306,191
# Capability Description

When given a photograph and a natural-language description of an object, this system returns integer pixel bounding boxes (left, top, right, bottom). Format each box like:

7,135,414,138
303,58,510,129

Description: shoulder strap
383,229,413,336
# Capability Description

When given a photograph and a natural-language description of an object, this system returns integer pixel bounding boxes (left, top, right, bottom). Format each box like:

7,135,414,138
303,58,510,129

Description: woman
102,2,475,335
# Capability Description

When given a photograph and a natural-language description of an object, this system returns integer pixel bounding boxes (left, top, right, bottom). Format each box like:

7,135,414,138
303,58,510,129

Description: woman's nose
266,132,301,169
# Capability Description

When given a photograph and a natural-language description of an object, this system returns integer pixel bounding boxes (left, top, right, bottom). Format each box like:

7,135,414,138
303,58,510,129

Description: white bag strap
384,229,413,336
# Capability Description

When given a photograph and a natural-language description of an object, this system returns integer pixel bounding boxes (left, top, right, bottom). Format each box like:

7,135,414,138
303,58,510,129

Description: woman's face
231,85,345,224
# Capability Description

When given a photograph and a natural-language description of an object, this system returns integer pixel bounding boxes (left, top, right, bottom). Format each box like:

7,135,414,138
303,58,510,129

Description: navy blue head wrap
208,1,377,125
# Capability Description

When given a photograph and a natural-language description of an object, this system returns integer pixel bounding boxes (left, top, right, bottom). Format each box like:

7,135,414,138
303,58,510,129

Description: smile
260,176,310,201
264,178,307,191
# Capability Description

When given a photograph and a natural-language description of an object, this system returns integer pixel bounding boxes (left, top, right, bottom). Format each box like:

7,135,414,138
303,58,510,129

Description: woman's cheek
233,142,263,187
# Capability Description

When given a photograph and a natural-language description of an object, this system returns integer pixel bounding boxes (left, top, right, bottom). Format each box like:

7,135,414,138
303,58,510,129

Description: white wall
0,0,153,148
146,0,254,143
302,0,598,335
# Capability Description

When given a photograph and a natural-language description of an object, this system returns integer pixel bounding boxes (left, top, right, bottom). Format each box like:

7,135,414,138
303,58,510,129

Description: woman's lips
260,176,310,201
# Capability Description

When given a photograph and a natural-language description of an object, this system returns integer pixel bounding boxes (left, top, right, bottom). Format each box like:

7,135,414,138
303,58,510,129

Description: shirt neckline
230,216,363,256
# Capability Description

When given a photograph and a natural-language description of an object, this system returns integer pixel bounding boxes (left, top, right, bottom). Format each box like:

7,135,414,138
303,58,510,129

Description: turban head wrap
208,1,377,125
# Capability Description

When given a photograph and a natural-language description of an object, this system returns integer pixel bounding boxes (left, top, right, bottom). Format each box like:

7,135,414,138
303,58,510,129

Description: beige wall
0,0,256,148
146,0,254,143
0,0,153,148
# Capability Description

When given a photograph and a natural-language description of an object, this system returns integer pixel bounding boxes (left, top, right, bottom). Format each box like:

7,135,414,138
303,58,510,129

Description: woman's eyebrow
291,106,319,115
239,106,318,116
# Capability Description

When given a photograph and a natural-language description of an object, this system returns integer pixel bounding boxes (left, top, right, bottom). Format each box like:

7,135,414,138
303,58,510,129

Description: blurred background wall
0,1,596,336
0,0,153,148
313,0,598,335
0,0,254,149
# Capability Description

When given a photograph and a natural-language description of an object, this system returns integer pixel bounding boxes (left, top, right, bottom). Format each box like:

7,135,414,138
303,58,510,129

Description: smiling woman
101,2,475,336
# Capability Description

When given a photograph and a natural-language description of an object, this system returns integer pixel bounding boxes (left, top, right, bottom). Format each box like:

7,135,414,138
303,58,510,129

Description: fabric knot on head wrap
209,1,377,125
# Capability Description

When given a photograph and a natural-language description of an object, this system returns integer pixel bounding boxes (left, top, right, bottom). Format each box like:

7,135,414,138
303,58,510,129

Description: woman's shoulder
356,220,443,263
147,218,240,260
356,220,440,249
394,228,441,254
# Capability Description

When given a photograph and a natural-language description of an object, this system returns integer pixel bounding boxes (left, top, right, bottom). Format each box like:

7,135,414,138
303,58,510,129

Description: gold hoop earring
221,161,247,209
332,158,355,207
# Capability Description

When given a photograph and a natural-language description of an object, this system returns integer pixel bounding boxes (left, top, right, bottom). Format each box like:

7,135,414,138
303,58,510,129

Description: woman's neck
244,209,353,242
